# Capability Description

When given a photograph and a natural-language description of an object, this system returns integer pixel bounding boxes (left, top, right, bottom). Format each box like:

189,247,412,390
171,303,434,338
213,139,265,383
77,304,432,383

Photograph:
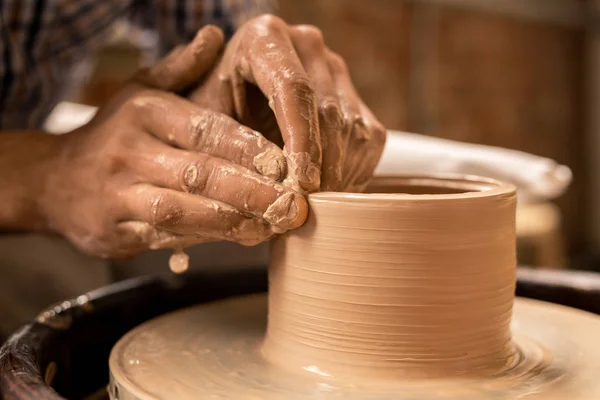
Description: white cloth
375,131,572,202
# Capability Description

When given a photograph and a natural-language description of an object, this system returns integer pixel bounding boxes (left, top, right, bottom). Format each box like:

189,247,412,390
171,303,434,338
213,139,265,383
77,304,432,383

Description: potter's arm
0,130,60,232
0,0,273,131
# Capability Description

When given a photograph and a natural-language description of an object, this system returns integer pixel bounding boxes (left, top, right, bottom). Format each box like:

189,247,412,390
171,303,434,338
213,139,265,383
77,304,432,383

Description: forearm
0,130,62,232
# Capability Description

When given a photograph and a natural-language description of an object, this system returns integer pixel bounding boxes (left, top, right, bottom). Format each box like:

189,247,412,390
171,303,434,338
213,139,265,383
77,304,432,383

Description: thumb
137,25,225,92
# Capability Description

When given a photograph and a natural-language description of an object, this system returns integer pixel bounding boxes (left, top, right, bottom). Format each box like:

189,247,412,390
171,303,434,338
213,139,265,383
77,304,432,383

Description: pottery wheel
109,294,600,400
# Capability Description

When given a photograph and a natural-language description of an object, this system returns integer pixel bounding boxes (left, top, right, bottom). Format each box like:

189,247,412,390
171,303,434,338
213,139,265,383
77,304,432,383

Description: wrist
0,130,66,232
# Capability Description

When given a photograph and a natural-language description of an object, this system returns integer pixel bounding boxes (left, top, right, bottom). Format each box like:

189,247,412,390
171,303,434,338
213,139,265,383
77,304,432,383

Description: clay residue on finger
223,216,273,244
182,163,201,192
132,95,168,111
263,192,308,233
352,116,371,140
283,151,320,192
254,147,287,181
120,220,211,250
122,221,179,249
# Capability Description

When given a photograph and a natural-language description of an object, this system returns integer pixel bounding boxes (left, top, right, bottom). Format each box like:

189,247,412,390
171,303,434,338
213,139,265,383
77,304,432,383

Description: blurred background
64,0,595,271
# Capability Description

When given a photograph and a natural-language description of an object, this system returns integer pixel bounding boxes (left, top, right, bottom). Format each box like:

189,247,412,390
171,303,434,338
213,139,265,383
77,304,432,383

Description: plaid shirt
0,0,273,130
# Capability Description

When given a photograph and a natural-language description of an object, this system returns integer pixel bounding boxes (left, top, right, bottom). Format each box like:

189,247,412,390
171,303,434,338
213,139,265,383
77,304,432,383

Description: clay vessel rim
311,174,516,204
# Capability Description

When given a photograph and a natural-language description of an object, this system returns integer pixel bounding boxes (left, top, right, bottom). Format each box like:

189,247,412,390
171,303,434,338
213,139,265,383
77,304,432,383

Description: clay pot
263,175,517,379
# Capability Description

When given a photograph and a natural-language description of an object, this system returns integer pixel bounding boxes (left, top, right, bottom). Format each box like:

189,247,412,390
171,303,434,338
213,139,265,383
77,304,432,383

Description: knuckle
353,116,371,141
319,101,343,126
342,113,361,134
180,160,209,193
253,14,286,32
295,25,325,47
103,152,124,176
281,74,315,98
148,193,181,228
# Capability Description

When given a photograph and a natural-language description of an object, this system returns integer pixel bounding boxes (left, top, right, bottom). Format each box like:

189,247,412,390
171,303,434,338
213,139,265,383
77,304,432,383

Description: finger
240,16,322,192
136,25,224,92
342,115,386,192
346,106,387,192
290,26,344,191
129,137,308,232
326,50,375,190
121,184,274,243
130,91,287,181
346,152,380,194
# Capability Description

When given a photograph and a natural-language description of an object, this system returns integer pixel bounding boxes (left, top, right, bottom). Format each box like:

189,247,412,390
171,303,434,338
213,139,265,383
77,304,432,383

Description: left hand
190,15,386,193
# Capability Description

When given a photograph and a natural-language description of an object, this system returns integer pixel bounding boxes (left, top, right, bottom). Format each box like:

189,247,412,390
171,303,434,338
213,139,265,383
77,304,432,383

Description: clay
263,175,518,379
169,248,190,274
109,295,600,400
109,175,600,399
263,192,309,234
283,151,322,193
254,147,287,180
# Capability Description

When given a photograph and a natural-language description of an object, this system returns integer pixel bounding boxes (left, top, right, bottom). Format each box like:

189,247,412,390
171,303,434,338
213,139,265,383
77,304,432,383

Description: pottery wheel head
108,176,600,399
109,294,600,400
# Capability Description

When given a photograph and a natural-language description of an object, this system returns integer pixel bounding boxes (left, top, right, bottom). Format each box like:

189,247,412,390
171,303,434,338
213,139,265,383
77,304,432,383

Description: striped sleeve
132,0,275,55
0,0,136,129
0,0,275,130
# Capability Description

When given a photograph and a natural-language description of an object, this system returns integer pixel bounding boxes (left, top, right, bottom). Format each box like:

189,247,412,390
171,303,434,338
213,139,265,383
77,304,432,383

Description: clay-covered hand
190,15,387,192
40,26,307,258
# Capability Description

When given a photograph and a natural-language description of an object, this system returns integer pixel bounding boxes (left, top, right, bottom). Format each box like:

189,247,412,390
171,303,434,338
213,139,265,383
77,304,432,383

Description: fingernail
195,25,224,49
286,151,321,192
254,147,287,181
190,26,224,62
200,25,224,41
263,192,308,234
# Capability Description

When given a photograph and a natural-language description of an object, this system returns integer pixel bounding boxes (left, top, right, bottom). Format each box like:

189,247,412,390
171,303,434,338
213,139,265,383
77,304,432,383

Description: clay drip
263,177,518,379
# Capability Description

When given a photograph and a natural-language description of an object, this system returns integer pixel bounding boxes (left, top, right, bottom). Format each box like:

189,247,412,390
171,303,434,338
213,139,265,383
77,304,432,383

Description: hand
190,15,387,193
39,26,307,259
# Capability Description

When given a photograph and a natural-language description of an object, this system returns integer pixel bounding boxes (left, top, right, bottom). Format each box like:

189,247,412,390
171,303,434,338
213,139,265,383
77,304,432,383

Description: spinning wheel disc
109,294,600,400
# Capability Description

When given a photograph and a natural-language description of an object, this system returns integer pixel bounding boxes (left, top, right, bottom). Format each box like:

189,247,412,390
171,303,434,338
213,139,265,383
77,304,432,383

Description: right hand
40,26,307,259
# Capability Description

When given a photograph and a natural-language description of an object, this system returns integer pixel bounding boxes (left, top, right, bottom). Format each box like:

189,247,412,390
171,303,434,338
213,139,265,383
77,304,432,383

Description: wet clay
263,176,518,379
168,248,190,274
109,176,600,399
109,294,600,400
